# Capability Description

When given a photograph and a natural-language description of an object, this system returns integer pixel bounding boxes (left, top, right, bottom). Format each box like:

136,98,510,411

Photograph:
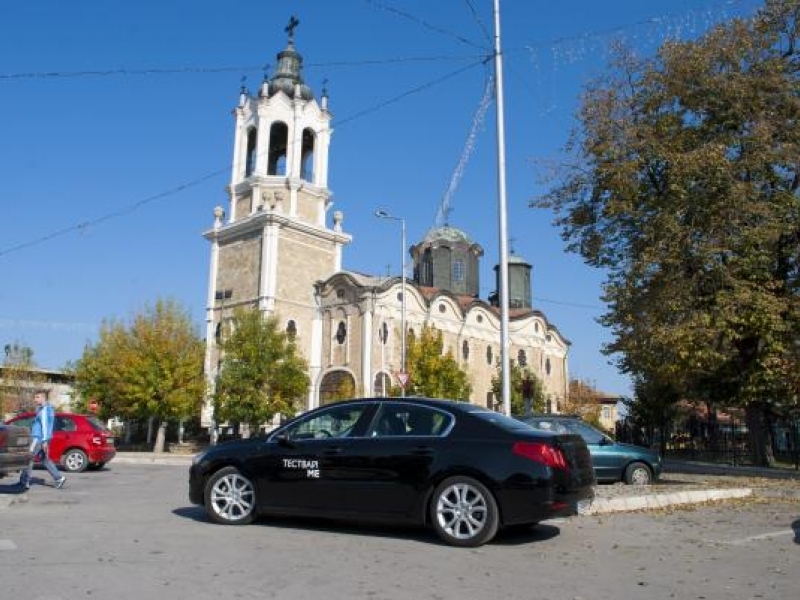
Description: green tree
562,378,603,429
213,309,309,436
491,361,545,415
72,299,205,452
536,0,800,465
1,342,43,415
398,325,471,400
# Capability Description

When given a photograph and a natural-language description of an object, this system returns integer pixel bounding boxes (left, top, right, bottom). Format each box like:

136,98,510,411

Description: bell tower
202,17,351,425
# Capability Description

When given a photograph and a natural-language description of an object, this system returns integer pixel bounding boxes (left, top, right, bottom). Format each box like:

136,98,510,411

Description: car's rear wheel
624,461,652,485
62,449,88,473
204,466,256,525
430,476,499,547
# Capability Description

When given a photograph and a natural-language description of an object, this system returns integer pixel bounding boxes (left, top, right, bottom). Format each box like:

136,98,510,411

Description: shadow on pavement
171,505,563,546
0,480,24,495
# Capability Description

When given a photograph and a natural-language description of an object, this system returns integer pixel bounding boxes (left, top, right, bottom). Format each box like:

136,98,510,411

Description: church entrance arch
319,369,356,405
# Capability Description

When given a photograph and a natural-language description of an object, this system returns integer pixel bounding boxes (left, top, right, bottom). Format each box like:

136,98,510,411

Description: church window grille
486,345,493,365
286,320,297,340
462,340,469,361
545,357,552,375
518,349,527,367
453,259,465,282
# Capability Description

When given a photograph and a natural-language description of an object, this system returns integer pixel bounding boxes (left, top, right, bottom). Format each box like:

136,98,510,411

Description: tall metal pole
400,217,407,397
493,0,512,416
375,210,407,397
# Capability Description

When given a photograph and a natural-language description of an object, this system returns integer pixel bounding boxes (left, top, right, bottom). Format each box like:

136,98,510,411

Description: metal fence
616,413,800,470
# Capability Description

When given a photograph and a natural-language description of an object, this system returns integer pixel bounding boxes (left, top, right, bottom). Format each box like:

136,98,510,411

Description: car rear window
86,416,110,432
469,408,538,433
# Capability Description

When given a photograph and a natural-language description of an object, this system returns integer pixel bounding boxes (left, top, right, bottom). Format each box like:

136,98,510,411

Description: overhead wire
0,55,487,259
0,0,753,266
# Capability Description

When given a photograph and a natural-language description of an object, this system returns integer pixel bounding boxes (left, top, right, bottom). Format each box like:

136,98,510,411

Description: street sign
397,372,410,388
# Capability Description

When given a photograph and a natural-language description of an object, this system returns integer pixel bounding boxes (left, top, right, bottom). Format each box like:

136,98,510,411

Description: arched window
462,340,470,361
245,128,257,177
286,320,297,340
545,357,552,375
268,122,288,176
335,321,347,345
486,345,493,365
301,127,315,181
378,322,389,344
518,349,527,367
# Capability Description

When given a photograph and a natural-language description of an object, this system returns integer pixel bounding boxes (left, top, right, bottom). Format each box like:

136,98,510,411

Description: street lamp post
375,209,407,397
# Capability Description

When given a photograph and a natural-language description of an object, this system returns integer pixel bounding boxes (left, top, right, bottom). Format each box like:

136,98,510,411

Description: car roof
321,397,476,412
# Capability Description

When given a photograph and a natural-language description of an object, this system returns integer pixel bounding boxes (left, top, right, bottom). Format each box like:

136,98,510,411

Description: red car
5,412,116,473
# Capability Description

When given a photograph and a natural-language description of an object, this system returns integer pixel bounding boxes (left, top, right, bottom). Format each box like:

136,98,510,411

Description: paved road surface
1,462,798,600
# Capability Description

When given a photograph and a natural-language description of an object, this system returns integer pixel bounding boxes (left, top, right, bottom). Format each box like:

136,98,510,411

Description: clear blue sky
0,0,762,396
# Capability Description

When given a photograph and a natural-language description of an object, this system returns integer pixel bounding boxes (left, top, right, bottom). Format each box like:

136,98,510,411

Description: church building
200,24,570,427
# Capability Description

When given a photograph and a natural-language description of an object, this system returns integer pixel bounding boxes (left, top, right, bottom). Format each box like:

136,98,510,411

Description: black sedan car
190,397,595,547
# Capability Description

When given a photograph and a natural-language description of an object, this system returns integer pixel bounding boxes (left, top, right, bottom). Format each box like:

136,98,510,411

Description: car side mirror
275,433,294,447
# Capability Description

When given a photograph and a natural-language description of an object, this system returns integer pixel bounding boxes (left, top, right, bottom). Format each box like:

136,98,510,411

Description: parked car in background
518,414,662,485
5,413,116,473
0,421,31,479
190,397,596,547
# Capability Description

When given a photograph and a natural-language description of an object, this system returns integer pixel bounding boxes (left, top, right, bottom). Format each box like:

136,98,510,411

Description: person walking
19,390,66,490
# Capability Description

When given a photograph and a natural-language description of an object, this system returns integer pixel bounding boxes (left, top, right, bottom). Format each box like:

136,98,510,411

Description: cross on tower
285,15,300,42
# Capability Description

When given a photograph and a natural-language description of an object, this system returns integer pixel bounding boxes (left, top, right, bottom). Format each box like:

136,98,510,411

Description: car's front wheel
430,476,499,547
62,449,88,473
204,466,256,525
624,461,652,485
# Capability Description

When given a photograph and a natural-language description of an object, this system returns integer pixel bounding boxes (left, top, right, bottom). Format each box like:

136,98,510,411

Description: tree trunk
745,402,774,467
153,421,168,453
146,416,154,445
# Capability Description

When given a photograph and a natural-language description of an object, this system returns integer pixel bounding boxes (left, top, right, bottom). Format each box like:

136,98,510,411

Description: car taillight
512,441,568,470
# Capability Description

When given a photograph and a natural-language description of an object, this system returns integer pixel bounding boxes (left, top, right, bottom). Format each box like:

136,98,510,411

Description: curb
582,487,753,515
112,454,193,467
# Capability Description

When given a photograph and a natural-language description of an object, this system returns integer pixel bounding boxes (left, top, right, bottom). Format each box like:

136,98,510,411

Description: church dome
267,38,314,101
424,225,475,245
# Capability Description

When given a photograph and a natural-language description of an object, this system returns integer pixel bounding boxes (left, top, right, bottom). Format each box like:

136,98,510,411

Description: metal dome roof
423,225,475,245
267,37,314,101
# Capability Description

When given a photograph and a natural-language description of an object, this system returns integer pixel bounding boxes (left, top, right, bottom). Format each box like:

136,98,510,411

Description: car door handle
322,447,343,456
411,446,433,455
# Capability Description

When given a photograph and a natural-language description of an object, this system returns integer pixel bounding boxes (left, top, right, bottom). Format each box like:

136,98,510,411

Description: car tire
624,461,652,485
204,466,256,525
430,476,499,547
62,449,88,473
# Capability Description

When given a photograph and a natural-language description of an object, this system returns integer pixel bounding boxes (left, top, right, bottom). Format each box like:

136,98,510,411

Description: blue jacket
30,403,55,442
